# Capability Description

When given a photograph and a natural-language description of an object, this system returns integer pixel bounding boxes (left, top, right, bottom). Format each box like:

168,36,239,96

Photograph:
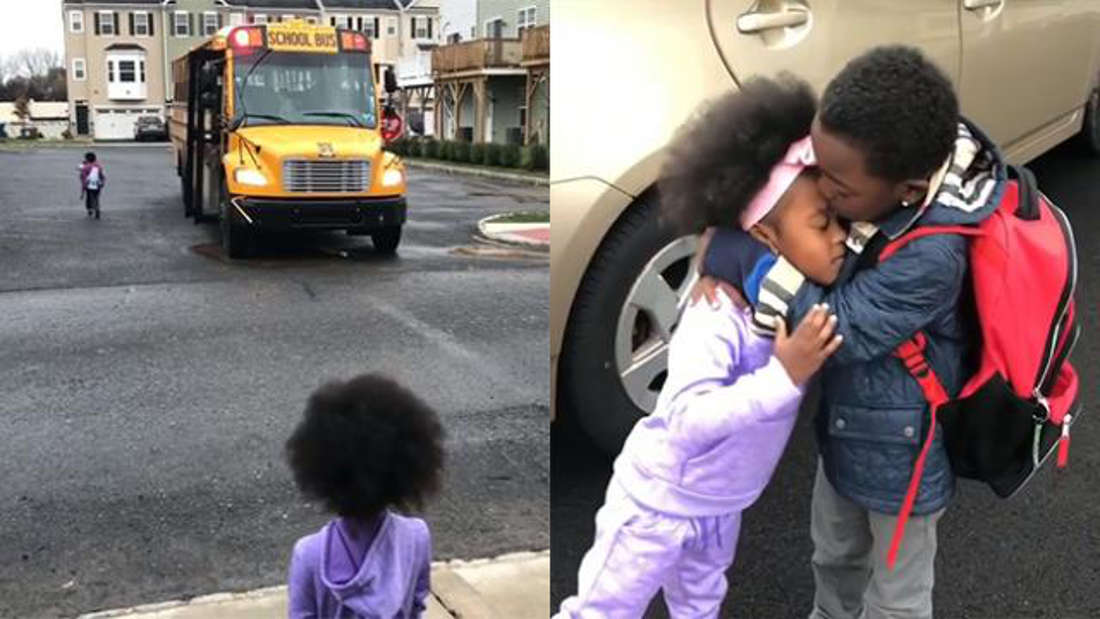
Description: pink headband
740,135,816,230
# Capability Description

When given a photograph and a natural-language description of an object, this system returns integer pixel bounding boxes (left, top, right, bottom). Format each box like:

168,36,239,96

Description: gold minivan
551,0,1100,452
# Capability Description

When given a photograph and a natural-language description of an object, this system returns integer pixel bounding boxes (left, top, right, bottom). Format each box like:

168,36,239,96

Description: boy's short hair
659,74,817,233
819,45,958,182
286,374,445,519
84,152,96,162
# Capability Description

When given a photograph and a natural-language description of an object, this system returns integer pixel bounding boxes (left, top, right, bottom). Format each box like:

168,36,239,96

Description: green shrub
533,144,549,170
519,145,537,170
453,140,472,163
484,143,503,167
431,138,445,159
470,143,487,165
500,144,521,168
444,140,457,161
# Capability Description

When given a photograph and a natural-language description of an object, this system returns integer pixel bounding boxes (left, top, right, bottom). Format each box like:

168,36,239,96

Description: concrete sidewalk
405,159,548,187
78,550,548,619
476,215,550,252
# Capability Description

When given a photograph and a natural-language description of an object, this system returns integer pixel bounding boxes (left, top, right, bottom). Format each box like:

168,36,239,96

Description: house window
133,12,150,36
252,14,268,25
73,58,86,81
119,60,136,83
99,11,116,36
174,11,190,37
412,16,431,39
387,17,396,36
69,11,84,33
517,7,536,33
363,17,378,38
203,12,219,36
484,18,503,39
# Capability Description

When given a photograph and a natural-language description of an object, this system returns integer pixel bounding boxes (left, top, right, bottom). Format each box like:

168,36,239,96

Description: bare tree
12,48,62,79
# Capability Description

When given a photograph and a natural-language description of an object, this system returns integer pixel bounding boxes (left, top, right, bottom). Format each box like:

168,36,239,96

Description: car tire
1078,87,1100,156
559,194,697,453
371,226,402,254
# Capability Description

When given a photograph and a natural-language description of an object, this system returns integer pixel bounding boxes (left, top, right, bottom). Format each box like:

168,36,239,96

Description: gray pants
808,461,944,619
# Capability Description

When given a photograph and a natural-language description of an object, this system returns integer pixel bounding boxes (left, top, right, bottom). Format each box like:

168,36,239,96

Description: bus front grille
282,159,371,193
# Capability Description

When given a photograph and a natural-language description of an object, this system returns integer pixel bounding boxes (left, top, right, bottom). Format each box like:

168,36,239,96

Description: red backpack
878,165,1080,570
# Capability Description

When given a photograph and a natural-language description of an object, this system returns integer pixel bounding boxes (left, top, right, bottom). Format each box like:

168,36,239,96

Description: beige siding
63,4,168,109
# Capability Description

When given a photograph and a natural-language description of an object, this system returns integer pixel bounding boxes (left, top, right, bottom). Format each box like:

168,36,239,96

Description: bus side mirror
384,68,397,94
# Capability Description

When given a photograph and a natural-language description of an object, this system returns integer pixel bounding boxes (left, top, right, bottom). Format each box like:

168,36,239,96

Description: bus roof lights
230,27,264,49
339,31,370,52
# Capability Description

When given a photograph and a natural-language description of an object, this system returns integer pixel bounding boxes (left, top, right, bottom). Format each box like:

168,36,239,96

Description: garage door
94,108,140,140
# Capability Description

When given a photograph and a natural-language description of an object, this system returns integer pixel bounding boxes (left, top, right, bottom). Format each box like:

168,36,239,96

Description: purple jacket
288,512,432,618
614,295,804,517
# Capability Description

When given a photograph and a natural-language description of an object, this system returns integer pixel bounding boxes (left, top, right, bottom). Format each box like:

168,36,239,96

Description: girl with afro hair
286,373,445,618
555,75,848,618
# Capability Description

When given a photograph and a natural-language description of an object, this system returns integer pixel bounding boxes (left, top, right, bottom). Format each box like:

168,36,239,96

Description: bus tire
220,194,251,259
371,226,401,255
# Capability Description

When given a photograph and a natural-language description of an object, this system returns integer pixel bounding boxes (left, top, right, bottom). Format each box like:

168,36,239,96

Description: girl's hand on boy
690,275,747,309
774,304,843,386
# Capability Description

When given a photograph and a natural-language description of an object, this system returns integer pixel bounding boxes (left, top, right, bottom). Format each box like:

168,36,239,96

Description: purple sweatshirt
288,511,432,618
614,295,805,517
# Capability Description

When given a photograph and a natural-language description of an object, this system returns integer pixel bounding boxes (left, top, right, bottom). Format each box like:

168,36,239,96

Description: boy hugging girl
557,45,1004,619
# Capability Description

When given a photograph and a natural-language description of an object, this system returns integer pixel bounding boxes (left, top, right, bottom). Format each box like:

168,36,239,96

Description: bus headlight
234,168,268,186
382,167,404,187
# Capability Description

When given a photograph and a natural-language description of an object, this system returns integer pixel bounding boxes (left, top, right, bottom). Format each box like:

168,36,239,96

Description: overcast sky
0,1,65,60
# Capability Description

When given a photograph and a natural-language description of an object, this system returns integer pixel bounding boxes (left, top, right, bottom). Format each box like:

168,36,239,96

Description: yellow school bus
169,20,406,258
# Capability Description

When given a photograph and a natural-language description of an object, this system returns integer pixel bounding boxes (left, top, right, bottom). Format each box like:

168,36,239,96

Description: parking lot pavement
0,145,549,617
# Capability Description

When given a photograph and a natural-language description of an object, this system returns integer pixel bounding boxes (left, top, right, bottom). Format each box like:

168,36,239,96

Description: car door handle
737,9,808,34
964,0,1002,10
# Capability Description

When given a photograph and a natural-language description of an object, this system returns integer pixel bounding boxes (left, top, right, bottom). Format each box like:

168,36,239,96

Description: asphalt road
0,145,549,618
551,139,1100,619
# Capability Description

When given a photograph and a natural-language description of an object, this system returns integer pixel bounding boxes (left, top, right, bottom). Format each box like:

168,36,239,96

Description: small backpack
86,165,102,190
878,165,1080,570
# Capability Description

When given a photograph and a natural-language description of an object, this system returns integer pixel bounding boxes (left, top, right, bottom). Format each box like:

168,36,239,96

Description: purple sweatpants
555,479,742,618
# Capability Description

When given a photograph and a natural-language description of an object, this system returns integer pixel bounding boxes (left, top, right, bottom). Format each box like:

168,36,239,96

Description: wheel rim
615,235,698,412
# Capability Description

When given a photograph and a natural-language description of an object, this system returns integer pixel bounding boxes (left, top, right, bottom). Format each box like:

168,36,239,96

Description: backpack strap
1008,164,1039,221
886,333,950,571
878,225,981,263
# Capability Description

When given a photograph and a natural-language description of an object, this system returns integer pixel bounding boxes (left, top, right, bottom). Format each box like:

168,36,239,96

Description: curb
77,550,549,619
405,159,549,187
476,214,549,252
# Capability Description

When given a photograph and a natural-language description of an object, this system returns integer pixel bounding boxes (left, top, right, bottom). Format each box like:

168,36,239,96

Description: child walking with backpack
696,46,1076,618
554,75,847,618
285,374,445,618
79,152,105,219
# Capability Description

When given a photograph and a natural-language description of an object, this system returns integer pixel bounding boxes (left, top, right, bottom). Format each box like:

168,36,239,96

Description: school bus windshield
233,51,377,129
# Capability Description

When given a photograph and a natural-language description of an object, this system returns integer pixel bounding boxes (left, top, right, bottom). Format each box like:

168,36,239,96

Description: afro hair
658,73,817,234
819,45,958,182
286,373,445,520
